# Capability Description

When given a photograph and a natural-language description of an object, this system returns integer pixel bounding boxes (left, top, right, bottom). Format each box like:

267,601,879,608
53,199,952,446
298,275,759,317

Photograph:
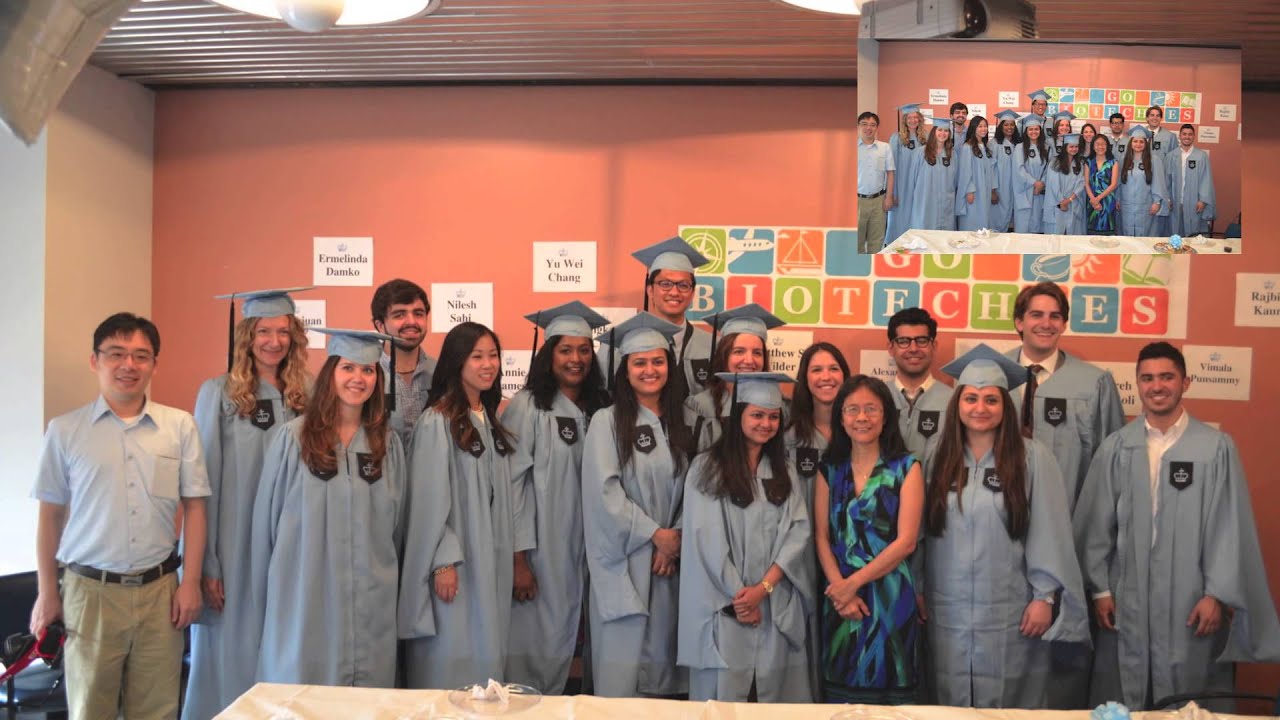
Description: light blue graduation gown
1042,164,1088,235
582,405,688,697
784,426,828,699
1013,144,1049,234
956,144,1000,231
908,153,958,231
1169,147,1216,236
1073,416,1280,710
684,388,729,454
992,140,1019,231
248,418,406,688
400,407,525,689
1116,155,1170,237
184,377,299,720
921,440,1090,708
886,132,927,242
1004,349,1126,513
890,379,954,462
678,455,814,702
1148,128,1179,235
502,389,590,694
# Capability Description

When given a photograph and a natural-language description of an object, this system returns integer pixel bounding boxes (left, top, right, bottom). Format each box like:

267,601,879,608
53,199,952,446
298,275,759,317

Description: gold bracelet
761,579,775,594
432,565,455,577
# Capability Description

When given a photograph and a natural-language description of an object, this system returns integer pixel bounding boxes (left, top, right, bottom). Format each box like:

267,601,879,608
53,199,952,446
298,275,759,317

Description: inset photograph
857,40,1241,254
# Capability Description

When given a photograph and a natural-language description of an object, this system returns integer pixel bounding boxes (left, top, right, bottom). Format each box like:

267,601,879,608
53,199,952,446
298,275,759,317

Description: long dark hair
1021,125,1048,162
524,334,610,416
994,118,1021,146
822,375,909,468
698,401,790,508
1053,144,1082,175
787,342,850,448
300,355,388,474
611,348,693,472
924,386,1029,540
964,116,991,158
1078,123,1098,158
1120,137,1154,185
705,332,771,417
425,322,513,455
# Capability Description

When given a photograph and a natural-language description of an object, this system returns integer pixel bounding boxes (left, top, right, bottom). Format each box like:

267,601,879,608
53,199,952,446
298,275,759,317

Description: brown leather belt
66,553,181,586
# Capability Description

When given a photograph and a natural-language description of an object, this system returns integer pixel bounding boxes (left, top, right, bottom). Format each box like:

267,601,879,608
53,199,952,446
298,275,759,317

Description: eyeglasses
653,279,694,293
891,335,933,348
96,348,155,365
841,405,883,418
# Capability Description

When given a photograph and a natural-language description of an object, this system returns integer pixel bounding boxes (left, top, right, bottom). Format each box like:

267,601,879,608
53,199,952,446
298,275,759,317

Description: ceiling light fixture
210,0,443,33
775,0,862,16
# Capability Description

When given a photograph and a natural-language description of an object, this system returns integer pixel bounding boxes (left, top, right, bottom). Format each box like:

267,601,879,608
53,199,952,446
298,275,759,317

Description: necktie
1021,364,1043,438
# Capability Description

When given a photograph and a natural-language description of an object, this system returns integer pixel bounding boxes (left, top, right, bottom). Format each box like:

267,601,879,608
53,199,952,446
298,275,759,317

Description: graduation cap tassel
642,273,650,312
227,301,235,373
607,328,616,394
387,341,397,412
529,312,541,376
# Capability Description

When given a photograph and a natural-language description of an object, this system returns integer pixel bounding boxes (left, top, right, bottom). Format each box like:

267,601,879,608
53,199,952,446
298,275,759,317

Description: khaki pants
857,194,887,253
61,571,184,720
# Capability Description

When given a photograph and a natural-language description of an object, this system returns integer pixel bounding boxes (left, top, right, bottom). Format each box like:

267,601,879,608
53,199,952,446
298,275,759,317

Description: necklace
853,455,879,483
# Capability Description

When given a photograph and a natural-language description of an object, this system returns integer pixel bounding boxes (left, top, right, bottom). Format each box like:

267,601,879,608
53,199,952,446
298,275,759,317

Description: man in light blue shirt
858,111,895,253
30,312,210,720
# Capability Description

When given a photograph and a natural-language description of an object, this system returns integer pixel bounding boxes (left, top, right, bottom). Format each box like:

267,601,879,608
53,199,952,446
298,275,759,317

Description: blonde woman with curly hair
183,288,312,720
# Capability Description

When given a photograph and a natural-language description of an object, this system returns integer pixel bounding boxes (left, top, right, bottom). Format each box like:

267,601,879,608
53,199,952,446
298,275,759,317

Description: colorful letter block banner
677,226,1189,338
1046,86,1202,125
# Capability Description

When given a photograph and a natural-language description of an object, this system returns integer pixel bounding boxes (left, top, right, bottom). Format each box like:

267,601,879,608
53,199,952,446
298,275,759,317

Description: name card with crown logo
533,241,598,293
430,283,495,334
313,237,373,287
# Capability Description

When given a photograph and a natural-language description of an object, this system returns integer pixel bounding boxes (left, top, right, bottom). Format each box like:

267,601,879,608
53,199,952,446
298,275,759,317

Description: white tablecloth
886,231,1242,255
215,683,1278,719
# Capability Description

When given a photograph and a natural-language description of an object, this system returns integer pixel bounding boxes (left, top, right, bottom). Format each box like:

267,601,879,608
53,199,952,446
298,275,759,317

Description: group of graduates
859,88,1219,249
32,237,1279,720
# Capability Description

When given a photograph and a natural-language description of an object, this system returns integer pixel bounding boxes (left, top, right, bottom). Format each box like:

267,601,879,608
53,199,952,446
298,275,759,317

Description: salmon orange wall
875,42,1242,235
151,84,1277,697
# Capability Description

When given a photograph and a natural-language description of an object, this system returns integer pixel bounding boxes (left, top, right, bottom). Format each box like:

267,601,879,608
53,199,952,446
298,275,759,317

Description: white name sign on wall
533,242,597,292
431,283,495,334
313,237,373,286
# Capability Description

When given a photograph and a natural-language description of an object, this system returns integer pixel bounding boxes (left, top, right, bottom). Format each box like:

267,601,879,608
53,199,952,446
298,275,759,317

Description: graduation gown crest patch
635,424,657,454
917,411,940,438
467,437,485,458
491,427,509,455
356,452,382,483
1188,159,1197,169
795,447,819,479
1153,140,1163,150
942,156,952,167
1043,397,1067,427
1004,145,1012,155
250,399,275,431
1169,461,1194,490
981,467,1001,491
555,416,579,445
690,359,711,387
1118,144,1126,153
907,140,917,150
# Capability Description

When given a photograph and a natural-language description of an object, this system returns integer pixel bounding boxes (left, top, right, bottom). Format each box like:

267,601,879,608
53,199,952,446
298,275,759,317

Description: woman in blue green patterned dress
813,375,924,703
1085,134,1120,234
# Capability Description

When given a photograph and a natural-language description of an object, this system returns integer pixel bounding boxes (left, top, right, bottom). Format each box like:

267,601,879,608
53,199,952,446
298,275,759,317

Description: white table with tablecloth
215,683,1278,720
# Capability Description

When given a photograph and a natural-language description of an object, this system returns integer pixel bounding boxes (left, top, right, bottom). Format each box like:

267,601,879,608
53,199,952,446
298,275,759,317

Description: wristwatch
761,579,775,594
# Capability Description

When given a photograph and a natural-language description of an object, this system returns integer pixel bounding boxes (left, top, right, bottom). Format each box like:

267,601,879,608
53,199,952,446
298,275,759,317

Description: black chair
0,571,66,716
1152,688,1280,715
